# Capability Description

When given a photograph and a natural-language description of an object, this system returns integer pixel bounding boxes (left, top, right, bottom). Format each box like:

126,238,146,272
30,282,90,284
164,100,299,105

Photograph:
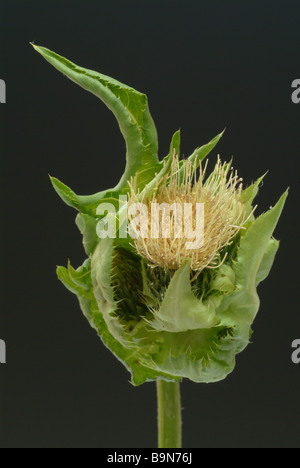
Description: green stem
156,380,182,448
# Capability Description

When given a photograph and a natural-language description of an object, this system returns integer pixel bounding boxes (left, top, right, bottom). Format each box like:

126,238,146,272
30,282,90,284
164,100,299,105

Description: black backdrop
1,0,300,448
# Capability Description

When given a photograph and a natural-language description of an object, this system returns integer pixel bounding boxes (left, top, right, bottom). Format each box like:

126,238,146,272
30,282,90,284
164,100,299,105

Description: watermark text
0,339,6,364
291,79,300,104
291,339,300,364
96,197,205,250
0,79,6,103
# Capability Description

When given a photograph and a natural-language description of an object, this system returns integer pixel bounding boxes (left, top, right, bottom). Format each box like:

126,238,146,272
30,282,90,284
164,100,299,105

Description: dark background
0,0,299,448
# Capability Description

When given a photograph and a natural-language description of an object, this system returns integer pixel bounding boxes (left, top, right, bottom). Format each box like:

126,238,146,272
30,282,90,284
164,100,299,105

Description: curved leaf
33,44,159,189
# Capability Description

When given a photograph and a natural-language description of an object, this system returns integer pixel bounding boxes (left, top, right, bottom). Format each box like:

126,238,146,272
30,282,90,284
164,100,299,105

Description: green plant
33,44,287,448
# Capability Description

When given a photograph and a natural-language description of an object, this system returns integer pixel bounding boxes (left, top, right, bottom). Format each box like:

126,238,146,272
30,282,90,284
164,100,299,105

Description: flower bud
33,45,288,385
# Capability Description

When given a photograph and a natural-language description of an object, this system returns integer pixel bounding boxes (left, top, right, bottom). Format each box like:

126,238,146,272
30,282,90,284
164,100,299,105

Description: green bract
33,45,287,386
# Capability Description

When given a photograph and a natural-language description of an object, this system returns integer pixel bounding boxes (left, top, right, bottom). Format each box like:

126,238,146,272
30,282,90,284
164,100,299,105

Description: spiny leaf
150,261,220,332
235,190,288,292
33,44,159,189
187,129,225,165
50,176,108,214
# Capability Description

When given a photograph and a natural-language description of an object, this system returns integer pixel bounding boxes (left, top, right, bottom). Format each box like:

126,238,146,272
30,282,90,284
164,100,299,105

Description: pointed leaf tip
32,45,159,190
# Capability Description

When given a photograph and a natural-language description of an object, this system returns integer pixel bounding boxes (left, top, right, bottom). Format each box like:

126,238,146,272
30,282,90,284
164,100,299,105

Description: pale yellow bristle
128,154,248,274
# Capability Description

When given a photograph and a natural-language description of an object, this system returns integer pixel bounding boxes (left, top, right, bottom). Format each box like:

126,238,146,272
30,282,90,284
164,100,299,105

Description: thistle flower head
128,154,247,275
37,44,287,385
